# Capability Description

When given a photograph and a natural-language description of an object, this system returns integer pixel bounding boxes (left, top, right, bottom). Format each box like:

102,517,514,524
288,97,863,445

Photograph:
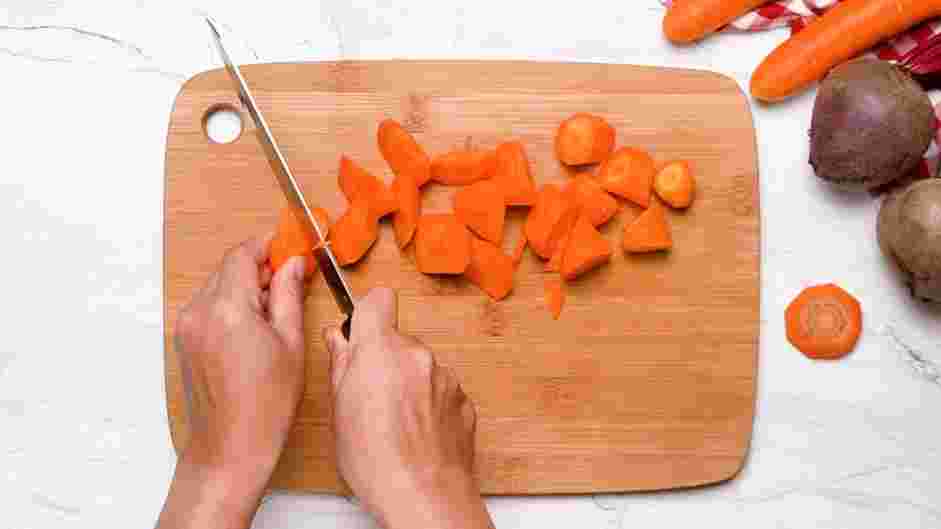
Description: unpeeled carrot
493,141,537,206
378,119,432,187
785,284,862,360
331,199,377,266
564,173,620,226
452,180,506,245
524,184,578,259
338,156,398,220
654,160,696,209
597,147,656,208
623,200,672,253
751,0,941,102
561,215,612,280
663,0,769,44
465,236,516,301
544,278,565,320
431,149,497,185
555,113,615,166
415,214,471,275
269,206,330,278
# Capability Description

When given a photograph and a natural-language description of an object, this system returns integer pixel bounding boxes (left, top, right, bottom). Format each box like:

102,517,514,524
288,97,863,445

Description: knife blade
206,17,354,337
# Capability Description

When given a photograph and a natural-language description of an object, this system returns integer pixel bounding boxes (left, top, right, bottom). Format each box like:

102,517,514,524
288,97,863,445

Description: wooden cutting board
164,61,760,495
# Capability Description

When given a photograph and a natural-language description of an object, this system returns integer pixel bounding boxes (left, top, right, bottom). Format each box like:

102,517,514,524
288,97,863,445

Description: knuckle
408,345,435,375
209,298,245,329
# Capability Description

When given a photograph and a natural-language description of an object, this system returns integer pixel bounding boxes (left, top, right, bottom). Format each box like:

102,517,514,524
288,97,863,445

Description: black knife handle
341,313,352,341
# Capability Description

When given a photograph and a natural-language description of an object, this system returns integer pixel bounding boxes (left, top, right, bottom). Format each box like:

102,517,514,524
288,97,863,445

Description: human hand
324,288,494,529
158,236,308,529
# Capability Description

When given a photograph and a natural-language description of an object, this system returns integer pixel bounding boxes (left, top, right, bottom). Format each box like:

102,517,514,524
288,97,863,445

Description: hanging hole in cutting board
203,104,243,144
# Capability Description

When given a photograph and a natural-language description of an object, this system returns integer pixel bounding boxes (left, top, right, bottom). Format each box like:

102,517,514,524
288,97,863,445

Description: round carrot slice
785,284,862,360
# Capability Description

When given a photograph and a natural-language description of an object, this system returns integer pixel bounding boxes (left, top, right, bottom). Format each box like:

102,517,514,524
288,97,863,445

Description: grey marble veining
1,1,939,527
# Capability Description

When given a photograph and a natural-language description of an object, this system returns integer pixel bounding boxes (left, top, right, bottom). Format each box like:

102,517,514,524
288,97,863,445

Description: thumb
324,326,353,390
351,287,398,344
269,256,307,352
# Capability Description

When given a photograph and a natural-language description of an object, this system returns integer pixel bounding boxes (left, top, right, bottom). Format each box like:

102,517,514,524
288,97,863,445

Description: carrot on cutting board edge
654,160,696,209
544,278,565,320
750,0,941,102
331,200,378,266
623,200,672,253
561,215,613,281
663,0,769,44
269,206,330,278
338,156,398,219
597,147,657,208
493,141,537,206
431,149,497,185
785,283,862,360
415,214,471,275
377,119,432,187
452,179,506,245
555,113,615,166
465,236,516,301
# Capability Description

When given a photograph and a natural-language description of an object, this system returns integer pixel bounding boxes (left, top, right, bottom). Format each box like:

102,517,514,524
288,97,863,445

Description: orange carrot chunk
654,160,696,209
511,234,527,266
524,184,579,259
561,215,612,280
597,147,656,208
269,206,330,278
465,236,516,301
452,180,506,245
377,119,432,187
493,141,537,206
338,155,398,219
331,200,378,266
785,284,862,360
544,278,565,320
415,214,471,275
390,171,420,249
623,200,672,253
555,113,616,166
431,149,497,185
564,173,620,226
545,231,571,273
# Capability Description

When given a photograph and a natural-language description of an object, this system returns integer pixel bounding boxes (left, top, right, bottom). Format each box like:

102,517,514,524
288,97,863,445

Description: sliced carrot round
654,160,696,209
555,113,615,166
785,284,862,360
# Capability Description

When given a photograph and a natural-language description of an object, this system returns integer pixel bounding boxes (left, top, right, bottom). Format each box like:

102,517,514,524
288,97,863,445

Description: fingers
324,326,354,390
268,256,308,353
259,264,273,289
350,288,398,344
218,235,273,300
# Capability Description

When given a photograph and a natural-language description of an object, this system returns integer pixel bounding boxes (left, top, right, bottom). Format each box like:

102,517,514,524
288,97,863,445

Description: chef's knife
206,17,354,338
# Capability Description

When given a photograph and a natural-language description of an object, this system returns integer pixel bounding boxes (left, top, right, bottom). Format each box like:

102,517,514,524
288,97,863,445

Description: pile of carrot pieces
268,114,697,319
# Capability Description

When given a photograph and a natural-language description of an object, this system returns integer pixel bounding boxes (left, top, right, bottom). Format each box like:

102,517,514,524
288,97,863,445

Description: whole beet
810,58,935,191
878,179,941,302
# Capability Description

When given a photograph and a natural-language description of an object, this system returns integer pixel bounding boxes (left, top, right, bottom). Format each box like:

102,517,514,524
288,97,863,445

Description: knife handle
341,313,352,340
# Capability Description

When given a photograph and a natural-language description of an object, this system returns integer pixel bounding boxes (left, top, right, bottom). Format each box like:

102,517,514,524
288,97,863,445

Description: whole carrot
663,0,768,44
751,0,941,102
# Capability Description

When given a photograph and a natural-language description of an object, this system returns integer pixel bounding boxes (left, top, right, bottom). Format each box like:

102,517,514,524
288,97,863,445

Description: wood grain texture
164,61,760,495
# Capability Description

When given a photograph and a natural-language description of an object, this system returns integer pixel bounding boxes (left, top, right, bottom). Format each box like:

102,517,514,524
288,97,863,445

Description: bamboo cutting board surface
164,61,760,495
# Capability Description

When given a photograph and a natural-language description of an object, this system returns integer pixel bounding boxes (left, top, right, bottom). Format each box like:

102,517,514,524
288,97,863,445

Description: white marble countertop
2,1,939,527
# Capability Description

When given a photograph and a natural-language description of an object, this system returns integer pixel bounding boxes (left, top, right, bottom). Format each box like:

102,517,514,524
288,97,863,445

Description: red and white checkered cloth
659,0,941,178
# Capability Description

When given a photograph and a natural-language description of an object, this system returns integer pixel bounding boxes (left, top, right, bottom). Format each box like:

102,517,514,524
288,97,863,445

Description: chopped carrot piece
390,171,420,249
623,200,672,253
544,278,565,319
493,141,537,206
654,160,696,209
377,119,432,187
545,231,571,273
561,215,612,280
555,113,616,166
511,234,527,265
338,156,398,219
415,214,471,275
431,149,497,185
597,147,656,208
331,200,378,266
785,284,862,360
524,184,578,259
564,173,620,226
269,206,330,278
465,236,516,301
452,180,506,245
